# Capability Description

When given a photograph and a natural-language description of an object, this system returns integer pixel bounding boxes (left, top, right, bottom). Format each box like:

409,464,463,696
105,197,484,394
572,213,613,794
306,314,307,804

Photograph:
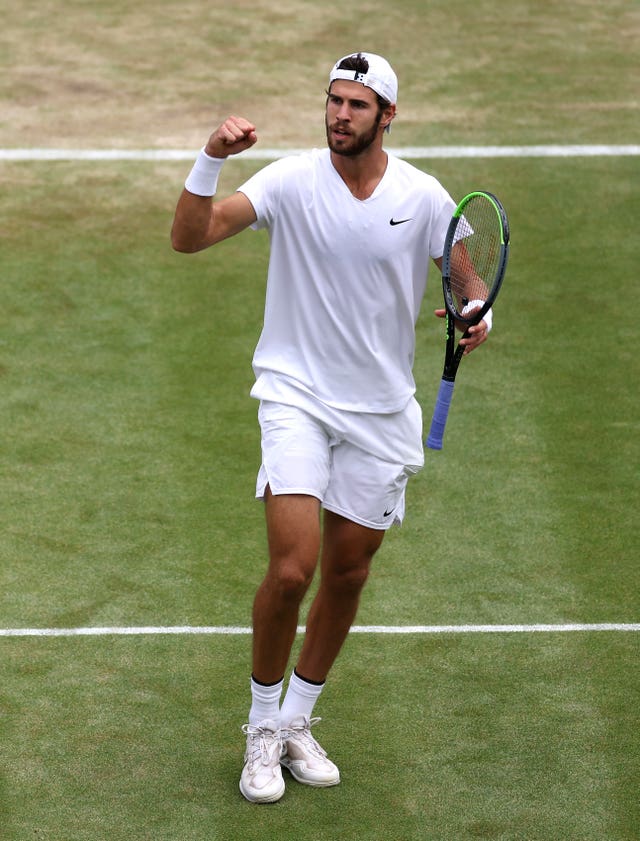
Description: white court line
1,623,638,638
0,145,639,161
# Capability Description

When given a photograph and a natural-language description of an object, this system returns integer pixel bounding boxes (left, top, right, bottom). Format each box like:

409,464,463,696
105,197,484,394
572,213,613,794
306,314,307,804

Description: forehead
327,79,378,104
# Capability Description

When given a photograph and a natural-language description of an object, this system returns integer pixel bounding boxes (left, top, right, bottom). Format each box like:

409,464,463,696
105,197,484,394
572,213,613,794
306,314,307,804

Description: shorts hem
255,485,323,502
321,501,401,531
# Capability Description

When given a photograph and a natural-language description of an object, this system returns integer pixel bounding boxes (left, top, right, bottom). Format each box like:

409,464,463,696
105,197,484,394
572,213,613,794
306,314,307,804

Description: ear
381,103,396,132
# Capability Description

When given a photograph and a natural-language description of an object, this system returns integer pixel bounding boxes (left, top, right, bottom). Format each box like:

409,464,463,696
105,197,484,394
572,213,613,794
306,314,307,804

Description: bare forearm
171,190,216,252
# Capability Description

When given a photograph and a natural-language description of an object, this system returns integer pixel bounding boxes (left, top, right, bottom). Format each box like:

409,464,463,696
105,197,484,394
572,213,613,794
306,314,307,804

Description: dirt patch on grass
2,0,638,149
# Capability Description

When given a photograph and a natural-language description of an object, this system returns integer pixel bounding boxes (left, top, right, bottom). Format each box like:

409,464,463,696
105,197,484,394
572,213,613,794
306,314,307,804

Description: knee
268,560,316,604
325,555,372,597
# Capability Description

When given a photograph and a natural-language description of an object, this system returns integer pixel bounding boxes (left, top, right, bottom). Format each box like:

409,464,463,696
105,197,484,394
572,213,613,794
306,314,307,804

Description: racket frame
441,190,510,329
425,190,510,449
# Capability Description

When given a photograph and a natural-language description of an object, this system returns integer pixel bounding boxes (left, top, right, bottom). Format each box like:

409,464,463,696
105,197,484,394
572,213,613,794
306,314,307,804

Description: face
325,80,392,157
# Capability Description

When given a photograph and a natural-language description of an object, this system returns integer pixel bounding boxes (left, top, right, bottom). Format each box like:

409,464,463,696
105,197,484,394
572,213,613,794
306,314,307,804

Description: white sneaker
280,715,340,787
239,720,285,803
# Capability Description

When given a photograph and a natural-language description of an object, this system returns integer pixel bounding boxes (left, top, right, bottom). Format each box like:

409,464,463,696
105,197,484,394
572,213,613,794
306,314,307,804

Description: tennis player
171,51,491,803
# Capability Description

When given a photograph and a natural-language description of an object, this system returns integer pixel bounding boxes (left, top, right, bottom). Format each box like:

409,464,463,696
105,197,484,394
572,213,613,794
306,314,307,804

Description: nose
336,101,351,122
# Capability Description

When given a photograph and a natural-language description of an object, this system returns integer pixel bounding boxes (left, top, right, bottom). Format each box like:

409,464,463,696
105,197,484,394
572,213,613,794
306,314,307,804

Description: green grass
1,155,638,840
1,0,639,837
1,634,638,840
2,157,638,631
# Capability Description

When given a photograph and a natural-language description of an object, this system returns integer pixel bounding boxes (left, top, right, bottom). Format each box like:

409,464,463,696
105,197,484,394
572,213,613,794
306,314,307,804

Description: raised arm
171,116,259,253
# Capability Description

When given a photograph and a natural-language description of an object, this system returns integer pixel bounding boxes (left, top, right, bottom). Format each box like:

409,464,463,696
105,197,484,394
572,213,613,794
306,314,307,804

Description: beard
325,112,382,157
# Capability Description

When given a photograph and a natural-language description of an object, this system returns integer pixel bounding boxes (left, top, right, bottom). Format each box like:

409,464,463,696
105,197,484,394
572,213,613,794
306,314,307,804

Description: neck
330,146,388,200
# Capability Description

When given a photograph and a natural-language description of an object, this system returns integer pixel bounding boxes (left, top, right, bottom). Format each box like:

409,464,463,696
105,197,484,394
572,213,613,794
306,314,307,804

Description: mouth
332,124,351,139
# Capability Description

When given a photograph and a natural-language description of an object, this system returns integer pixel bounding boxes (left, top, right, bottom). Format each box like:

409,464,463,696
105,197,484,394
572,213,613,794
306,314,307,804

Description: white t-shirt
239,148,455,414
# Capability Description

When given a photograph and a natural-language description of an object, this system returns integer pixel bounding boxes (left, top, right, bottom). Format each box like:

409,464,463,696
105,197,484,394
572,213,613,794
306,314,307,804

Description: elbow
171,228,202,253
171,239,195,254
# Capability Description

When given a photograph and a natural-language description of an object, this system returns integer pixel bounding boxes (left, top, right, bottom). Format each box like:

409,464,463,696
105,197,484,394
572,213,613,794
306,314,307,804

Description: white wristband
184,147,225,196
463,299,493,332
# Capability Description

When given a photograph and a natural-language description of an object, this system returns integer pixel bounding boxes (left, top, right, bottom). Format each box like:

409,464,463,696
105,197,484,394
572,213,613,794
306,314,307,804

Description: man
171,52,491,803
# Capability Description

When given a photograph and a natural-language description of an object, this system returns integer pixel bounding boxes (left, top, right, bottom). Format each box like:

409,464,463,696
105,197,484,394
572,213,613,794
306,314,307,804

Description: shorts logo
383,508,395,517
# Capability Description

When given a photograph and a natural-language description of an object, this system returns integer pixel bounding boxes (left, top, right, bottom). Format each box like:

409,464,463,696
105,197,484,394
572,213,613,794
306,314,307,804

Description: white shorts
255,400,423,530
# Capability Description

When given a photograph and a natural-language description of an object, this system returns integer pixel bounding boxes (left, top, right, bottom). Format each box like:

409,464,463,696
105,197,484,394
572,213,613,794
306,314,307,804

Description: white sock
248,676,284,726
280,670,325,726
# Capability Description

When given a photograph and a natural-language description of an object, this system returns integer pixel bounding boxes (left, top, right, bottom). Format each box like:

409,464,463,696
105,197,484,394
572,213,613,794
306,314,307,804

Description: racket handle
425,378,455,450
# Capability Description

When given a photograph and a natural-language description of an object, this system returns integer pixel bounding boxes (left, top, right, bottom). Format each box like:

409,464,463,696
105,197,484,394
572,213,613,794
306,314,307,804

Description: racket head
441,191,510,324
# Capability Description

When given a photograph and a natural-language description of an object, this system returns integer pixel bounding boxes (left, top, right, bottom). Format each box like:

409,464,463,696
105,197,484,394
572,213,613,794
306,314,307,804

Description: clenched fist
204,116,258,158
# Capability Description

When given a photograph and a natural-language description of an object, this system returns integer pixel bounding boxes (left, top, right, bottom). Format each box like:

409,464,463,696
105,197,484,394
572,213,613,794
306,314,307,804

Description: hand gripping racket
425,190,510,450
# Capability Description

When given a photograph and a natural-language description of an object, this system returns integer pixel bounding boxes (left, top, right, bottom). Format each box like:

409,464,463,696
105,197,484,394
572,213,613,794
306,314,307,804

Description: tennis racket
425,190,510,450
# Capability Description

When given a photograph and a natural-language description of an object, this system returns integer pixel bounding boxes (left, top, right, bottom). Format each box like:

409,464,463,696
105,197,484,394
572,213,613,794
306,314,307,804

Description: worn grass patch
1,0,638,148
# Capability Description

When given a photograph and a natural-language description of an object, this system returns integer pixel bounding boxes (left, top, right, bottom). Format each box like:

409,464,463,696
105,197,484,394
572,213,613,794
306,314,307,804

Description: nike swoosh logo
383,508,395,517
389,217,412,226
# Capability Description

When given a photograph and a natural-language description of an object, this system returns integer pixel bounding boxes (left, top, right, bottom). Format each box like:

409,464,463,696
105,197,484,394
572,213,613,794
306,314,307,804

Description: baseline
0,145,639,162
1,623,638,638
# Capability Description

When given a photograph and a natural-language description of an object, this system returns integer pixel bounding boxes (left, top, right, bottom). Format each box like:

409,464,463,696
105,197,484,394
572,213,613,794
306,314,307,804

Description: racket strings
449,199,502,314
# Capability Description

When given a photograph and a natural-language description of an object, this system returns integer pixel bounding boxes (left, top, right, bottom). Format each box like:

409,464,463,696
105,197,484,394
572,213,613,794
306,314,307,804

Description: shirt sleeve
428,189,457,260
237,158,287,231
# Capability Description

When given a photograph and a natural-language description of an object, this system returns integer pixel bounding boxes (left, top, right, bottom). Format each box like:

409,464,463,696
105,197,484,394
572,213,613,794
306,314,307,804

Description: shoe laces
241,722,282,769
284,716,327,759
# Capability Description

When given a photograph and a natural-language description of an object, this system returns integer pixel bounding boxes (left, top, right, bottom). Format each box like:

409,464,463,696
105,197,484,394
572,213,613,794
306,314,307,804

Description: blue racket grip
425,378,455,450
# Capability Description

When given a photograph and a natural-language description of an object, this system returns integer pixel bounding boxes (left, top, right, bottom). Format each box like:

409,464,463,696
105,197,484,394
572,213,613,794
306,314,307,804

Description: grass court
1,1,639,838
